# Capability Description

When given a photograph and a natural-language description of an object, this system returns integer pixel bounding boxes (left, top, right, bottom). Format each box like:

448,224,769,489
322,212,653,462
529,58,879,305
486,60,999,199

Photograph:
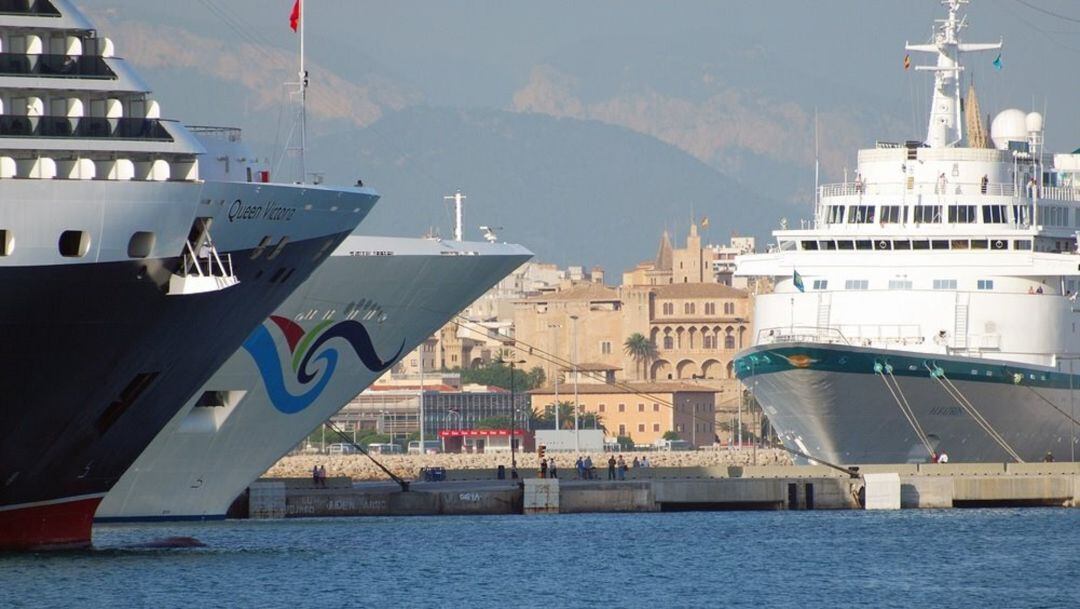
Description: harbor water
2,509,1078,608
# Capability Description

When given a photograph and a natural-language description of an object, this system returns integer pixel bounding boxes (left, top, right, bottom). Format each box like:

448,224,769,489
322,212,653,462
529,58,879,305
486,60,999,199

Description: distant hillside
308,107,797,275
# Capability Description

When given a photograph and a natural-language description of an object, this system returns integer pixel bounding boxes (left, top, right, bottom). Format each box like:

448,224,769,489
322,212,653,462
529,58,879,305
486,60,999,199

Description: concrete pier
245,462,1080,519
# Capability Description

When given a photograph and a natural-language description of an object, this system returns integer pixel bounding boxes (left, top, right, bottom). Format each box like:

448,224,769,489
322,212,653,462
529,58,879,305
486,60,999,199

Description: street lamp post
548,323,561,431
570,314,580,452
505,358,527,476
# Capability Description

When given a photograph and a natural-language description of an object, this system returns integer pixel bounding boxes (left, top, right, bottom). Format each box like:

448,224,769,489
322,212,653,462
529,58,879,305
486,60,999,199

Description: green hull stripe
734,345,1077,390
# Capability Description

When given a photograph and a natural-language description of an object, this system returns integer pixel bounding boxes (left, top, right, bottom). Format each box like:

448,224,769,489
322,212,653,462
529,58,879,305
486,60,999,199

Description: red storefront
438,429,535,454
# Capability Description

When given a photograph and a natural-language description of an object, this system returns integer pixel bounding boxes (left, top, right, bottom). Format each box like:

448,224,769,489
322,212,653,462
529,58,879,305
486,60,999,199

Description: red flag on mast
289,0,301,32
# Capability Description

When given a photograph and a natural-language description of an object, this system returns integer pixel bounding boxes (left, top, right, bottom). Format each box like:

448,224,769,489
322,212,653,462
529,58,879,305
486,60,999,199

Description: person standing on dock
607,455,616,480
617,455,627,480
575,456,585,479
584,456,594,479
312,464,319,488
549,458,558,479
540,458,548,479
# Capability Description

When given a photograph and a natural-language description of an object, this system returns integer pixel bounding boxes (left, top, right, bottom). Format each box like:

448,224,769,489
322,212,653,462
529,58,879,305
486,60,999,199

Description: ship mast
906,0,1001,148
298,0,307,183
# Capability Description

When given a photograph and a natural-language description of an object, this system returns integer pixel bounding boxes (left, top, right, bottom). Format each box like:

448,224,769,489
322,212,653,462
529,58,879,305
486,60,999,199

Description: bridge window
801,240,818,250
1014,239,1032,250
812,279,828,290
947,205,977,223
933,279,958,290
977,280,994,290
888,280,913,290
893,240,912,250
879,205,904,223
914,205,941,223
847,205,875,223
982,205,1007,224
825,205,845,224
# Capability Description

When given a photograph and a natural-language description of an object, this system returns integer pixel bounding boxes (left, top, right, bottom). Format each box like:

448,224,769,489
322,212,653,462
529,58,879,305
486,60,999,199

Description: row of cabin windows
660,301,737,316
0,229,158,258
816,278,992,291
800,238,1032,252
825,204,1032,225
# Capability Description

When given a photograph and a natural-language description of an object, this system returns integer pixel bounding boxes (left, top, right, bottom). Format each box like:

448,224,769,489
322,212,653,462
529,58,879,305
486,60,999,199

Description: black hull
0,231,348,548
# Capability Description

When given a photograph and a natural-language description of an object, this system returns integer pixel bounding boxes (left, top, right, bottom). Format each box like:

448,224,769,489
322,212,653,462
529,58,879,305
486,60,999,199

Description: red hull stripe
0,497,101,551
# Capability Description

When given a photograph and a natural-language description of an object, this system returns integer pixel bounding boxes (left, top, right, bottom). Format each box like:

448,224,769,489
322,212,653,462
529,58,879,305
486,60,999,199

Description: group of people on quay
550,454,652,480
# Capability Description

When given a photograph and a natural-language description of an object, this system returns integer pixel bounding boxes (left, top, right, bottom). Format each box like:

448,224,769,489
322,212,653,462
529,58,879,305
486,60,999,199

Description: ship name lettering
227,199,296,222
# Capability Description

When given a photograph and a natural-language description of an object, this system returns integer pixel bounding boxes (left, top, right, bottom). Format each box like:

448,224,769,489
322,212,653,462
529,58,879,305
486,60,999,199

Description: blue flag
992,53,1002,71
793,269,805,293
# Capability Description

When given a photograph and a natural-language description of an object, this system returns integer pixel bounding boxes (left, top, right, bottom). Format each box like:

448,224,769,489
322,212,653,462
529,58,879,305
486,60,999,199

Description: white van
328,443,357,455
408,440,441,454
366,443,403,455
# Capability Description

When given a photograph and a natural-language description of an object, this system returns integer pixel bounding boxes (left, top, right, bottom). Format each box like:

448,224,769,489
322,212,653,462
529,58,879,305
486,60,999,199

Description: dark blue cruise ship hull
0,232,350,549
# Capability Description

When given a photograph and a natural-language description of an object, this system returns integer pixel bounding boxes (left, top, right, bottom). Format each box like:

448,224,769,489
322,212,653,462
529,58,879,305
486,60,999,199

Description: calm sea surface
1,509,1077,608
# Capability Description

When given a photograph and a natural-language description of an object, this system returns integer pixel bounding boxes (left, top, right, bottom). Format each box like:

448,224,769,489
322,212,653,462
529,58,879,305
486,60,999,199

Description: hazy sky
75,0,1080,269
84,0,1080,144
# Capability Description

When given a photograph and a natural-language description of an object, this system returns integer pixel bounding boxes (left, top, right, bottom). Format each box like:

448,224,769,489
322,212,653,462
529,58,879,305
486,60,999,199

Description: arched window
724,335,736,349
663,335,674,350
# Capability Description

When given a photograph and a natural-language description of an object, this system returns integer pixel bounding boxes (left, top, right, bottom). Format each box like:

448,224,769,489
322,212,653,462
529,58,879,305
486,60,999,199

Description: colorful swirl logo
243,315,405,414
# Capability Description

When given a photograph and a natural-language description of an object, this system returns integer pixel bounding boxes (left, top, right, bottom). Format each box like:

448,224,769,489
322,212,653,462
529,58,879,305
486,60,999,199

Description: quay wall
248,463,1080,518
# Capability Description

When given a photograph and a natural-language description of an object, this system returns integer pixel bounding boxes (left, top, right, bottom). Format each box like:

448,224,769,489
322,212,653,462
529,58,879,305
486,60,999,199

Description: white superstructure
735,0,1080,464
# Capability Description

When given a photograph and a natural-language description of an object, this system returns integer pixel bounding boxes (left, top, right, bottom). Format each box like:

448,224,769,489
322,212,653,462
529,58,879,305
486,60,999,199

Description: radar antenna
905,0,1002,148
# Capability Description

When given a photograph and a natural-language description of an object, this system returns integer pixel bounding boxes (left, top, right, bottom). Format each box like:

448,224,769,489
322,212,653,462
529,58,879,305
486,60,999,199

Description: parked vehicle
408,440,441,454
366,443,403,455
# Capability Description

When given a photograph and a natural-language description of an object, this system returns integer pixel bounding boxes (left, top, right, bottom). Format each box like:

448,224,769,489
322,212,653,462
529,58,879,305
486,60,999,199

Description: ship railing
819,181,1023,199
757,326,851,346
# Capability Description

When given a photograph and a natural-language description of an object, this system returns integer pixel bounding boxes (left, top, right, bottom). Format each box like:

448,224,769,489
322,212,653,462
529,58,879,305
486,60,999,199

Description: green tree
531,400,605,432
662,430,680,441
624,332,659,380
459,361,545,391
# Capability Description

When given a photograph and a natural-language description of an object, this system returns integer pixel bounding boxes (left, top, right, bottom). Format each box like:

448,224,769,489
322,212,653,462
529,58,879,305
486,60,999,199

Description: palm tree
624,333,659,380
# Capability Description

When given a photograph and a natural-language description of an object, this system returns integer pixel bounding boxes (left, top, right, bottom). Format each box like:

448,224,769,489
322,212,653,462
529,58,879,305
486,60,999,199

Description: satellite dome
991,109,1028,150
1026,112,1044,133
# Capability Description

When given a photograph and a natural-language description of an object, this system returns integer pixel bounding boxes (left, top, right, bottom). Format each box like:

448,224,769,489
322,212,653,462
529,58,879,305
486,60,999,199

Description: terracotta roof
652,283,748,299
529,382,718,395
516,283,620,303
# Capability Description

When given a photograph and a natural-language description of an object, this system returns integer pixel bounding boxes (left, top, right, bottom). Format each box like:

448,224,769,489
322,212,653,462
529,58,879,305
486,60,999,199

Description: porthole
58,230,91,258
127,231,156,258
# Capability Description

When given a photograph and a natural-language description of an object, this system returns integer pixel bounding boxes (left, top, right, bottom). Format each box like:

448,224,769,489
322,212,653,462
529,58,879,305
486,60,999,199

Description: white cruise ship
734,0,1080,464
0,0,376,549
96,235,531,521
